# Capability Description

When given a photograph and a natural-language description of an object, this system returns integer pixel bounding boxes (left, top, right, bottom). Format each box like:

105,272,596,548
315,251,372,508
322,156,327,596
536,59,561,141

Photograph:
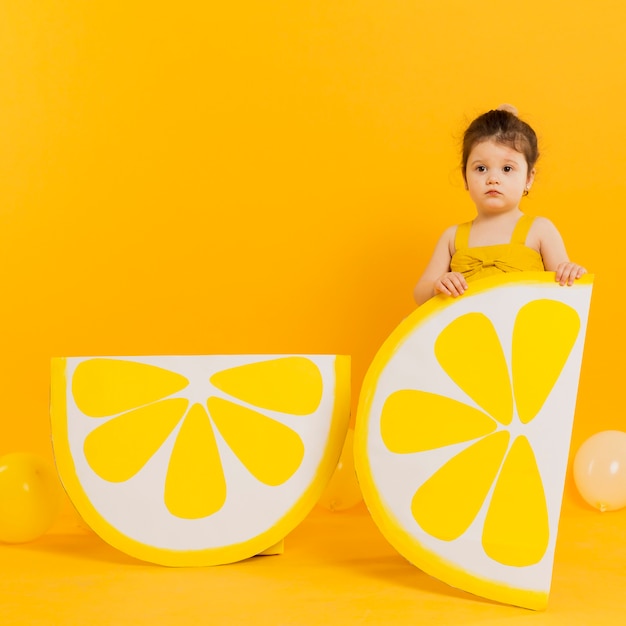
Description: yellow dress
450,214,545,282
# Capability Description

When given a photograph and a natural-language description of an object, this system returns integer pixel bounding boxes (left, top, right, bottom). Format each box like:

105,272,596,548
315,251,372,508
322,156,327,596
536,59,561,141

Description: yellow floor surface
2,501,625,625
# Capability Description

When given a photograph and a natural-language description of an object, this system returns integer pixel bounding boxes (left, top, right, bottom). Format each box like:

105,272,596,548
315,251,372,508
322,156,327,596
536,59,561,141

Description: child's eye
476,165,486,172
503,166,513,172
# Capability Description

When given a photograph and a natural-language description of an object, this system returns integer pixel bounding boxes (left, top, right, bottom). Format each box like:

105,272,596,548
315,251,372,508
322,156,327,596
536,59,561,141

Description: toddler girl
413,105,586,305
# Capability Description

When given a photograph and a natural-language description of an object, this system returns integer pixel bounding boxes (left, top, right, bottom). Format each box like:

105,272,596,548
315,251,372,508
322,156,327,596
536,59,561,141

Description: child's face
465,140,535,215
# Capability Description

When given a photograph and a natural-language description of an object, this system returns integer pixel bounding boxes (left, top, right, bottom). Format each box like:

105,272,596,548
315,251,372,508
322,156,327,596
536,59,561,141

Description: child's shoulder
432,224,462,256
443,223,460,235
432,223,458,241
527,215,565,249
528,215,559,234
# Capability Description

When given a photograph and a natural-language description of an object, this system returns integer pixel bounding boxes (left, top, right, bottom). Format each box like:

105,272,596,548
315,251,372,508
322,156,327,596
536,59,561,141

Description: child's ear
526,168,536,187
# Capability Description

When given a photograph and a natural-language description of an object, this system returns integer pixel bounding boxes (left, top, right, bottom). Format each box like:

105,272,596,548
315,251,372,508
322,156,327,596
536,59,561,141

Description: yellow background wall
1,1,624,500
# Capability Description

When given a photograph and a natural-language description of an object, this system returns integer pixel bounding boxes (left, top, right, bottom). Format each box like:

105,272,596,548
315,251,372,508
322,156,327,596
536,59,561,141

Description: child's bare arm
535,217,587,285
414,227,467,304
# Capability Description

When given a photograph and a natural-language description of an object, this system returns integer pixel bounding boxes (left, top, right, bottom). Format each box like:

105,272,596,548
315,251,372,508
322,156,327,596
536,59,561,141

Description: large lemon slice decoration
355,273,593,610
52,354,350,566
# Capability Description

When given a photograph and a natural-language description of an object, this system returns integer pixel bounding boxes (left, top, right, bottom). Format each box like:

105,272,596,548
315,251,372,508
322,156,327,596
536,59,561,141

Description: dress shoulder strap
454,221,472,250
511,214,535,245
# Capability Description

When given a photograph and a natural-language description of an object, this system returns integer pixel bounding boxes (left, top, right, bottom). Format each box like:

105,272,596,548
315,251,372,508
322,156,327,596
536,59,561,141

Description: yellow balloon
0,453,63,543
573,431,626,512
318,429,363,512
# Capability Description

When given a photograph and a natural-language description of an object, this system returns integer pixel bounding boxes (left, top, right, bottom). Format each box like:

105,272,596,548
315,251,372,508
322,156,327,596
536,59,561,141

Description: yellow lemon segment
83,398,189,482
482,435,549,567
412,431,510,541
210,356,323,415
51,354,350,566
381,390,497,453
207,396,305,486
165,403,226,519
73,358,189,417
355,273,593,610
512,300,580,424
435,312,513,425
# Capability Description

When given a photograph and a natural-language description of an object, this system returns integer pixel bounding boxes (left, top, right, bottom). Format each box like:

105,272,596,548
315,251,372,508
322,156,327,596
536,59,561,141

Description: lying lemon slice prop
52,354,350,566
355,273,593,610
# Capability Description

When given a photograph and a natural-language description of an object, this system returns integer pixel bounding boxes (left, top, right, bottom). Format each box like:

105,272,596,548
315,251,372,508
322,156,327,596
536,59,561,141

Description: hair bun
497,103,519,116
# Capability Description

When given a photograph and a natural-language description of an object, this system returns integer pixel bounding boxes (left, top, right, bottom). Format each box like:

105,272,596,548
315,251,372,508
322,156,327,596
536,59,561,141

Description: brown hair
462,106,539,180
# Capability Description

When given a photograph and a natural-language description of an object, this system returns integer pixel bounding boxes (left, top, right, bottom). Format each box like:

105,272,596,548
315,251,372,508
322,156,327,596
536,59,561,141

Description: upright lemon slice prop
51,354,350,566
355,273,593,610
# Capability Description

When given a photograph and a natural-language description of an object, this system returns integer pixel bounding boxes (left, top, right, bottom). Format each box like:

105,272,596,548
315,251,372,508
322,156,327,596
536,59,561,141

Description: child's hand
555,262,587,286
434,272,468,298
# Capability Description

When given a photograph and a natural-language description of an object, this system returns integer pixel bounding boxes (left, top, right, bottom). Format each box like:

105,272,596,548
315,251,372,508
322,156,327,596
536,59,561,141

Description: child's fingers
556,263,586,286
569,266,587,285
562,266,575,286
555,262,570,284
436,281,450,296
441,273,467,297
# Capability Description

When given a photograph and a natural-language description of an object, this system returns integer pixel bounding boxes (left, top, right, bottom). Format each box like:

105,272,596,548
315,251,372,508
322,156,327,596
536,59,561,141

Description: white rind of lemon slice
355,273,593,610
51,354,350,566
